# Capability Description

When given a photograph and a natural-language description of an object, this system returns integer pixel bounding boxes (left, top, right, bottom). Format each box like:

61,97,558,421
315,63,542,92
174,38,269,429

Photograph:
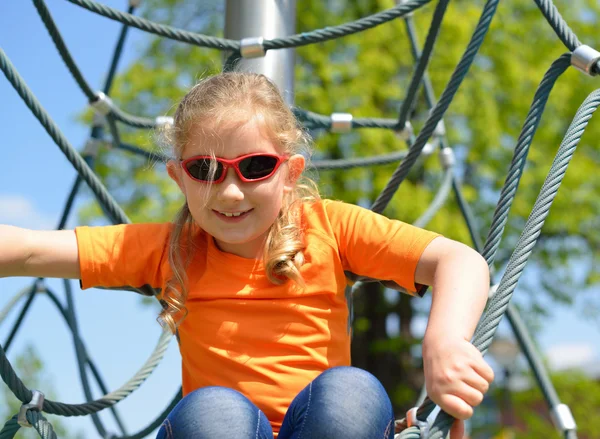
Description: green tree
81,0,600,421
511,370,600,439
0,345,83,439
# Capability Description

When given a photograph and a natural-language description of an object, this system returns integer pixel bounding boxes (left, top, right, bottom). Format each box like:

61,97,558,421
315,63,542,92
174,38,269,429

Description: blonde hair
158,72,319,333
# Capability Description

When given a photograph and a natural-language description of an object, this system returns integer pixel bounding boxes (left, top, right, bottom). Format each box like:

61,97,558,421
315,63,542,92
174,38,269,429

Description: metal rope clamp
396,121,414,141
18,390,45,428
571,45,600,76
240,37,266,58
551,403,577,433
439,147,455,169
331,113,353,133
91,92,114,116
406,407,428,438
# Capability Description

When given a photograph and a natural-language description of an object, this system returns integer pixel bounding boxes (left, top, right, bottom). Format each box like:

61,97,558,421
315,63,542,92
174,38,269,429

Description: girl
1,72,493,439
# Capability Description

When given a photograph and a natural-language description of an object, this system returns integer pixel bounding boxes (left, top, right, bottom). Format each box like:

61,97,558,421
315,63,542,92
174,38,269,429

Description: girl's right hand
0,225,80,280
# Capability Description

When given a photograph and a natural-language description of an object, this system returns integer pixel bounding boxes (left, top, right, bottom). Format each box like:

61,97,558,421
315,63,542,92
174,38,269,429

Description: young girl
1,72,493,439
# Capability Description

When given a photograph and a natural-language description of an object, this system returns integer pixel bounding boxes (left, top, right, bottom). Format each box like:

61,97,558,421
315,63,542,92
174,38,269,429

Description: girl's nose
216,169,244,202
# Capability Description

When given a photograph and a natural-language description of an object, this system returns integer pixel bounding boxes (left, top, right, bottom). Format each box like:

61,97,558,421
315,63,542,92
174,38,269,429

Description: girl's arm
414,236,494,437
0,225,80,279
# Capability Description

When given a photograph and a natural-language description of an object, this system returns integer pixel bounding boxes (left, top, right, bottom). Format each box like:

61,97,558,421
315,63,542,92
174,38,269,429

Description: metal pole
224,0,296,105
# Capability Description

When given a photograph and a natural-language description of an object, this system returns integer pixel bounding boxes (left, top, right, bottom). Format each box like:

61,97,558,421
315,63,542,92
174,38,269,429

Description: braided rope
0,412,57,439
397,0,450,127
426,88,600,439
533,0,581,51
0,49,129,226
371,0,500,214
395,53,572,437
481,54,571,266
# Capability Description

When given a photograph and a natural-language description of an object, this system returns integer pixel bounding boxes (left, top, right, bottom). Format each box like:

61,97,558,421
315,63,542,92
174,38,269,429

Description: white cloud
546,343,596,371
0,194,56,229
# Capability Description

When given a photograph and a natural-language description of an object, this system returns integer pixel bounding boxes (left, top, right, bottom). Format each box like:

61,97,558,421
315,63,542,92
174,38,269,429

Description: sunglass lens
239,156,278,180
186,158,223,181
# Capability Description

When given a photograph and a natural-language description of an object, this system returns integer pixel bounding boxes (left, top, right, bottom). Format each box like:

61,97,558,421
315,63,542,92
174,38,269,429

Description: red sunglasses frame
180,153,289,183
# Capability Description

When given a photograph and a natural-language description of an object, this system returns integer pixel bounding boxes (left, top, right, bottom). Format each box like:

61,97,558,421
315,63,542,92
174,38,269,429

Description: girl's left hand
422,335,495,438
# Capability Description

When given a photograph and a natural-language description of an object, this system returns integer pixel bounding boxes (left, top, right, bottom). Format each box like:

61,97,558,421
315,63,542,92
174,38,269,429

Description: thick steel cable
0,412,57,439
481,54,570,266
413,166,453,229
0,323,172,417
33,0,96,100
66,0,431,52
397,0,450,128
427,89,600,439
313,150,409,170
293,107,399,130
65,0,238,50
0,285,41,328
2,284,39,353
396,54,573,435
264,0,432,50
63,279,109,437
533,0,581,51
0,48,129,226
116,142,169,162
108,389,182,439
103,4,136,94
371,0,500,214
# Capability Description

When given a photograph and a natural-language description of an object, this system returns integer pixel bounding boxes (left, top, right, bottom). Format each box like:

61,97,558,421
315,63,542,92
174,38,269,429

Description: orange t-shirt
75,200,439,434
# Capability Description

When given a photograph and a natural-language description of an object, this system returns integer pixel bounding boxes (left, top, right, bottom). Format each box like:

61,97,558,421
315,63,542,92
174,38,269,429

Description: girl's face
168,117,304,259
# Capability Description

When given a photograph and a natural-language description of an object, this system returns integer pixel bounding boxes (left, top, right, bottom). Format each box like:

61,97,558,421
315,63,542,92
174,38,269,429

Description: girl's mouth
213,209,252,222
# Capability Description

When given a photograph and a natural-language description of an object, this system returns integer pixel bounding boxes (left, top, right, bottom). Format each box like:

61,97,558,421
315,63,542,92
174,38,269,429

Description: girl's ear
284,154,306,192
167,160,186,193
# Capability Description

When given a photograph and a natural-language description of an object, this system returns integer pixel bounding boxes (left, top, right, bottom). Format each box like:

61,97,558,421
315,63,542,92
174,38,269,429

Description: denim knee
280,366,394,439
156,386,273,439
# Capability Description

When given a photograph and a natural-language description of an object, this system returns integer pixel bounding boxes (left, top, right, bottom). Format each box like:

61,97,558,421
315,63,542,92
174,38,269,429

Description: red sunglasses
180,153,288,183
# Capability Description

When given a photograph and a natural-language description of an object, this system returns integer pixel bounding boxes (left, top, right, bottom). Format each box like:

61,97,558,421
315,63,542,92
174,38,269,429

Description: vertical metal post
224,0,296,105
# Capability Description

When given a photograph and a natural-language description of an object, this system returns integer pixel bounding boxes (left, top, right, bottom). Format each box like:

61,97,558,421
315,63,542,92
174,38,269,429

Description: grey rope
396,0,450,128
533,0,581,51
427,88,600,439
33,0,96,100
371,0,500,214
66,0,431,52
0,412,57,439
0,48,129,226
66,0,239,50
413,166,453,229
481,54,571,266
395,53,573,437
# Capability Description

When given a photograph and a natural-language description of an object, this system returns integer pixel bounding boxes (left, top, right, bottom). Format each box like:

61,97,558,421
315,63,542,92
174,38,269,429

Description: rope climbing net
1,0,598,437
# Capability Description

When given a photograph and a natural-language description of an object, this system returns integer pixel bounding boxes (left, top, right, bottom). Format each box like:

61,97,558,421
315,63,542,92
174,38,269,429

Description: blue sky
1,1,599,437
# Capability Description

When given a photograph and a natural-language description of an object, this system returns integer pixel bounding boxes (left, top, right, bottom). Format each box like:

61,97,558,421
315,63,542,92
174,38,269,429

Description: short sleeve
75,223,171,295
323,200,440,296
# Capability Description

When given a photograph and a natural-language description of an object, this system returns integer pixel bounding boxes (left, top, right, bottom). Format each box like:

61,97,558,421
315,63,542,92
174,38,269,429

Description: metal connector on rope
331,113,353,132
18,390,45,428
396,121,414,141
406,407,428,438
155,116,174,128
439,147,455,169
91,92,114,116
571,45,600,76
240,37,266,58
551,404,577,432
83,138,107,157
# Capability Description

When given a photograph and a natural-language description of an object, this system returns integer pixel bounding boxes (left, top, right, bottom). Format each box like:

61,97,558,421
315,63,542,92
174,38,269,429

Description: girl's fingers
471,357,495,383
437,393,474,420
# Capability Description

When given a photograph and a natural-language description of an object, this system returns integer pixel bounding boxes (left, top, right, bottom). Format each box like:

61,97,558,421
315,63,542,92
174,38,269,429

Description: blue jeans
156,366,394,438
